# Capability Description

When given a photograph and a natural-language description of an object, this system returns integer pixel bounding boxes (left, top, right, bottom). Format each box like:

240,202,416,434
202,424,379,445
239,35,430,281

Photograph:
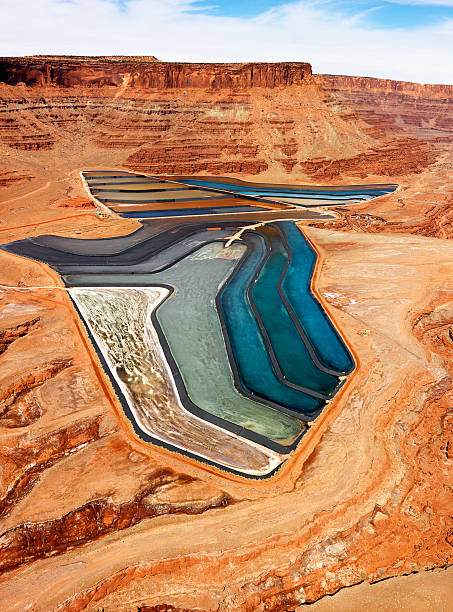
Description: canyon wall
1,58,451,184
316,73,453,141
0,58,384,176
307,74,453,238
0,57,312,89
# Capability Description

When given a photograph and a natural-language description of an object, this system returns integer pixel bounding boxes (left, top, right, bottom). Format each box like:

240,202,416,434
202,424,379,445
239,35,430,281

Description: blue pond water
278,221,354,374
0,167,365,474
233,191,375,201
250,226,340,395
219,233,322,418
120,206,268,218
175,178,395,200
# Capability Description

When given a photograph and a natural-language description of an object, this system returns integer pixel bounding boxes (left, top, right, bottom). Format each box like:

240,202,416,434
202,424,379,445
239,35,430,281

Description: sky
1,0,452,83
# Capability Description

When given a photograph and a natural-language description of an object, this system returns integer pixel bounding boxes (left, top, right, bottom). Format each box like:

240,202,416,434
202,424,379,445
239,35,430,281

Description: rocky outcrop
0,469,232,574
307,151,453,238
317,74,453,100
57,196,96,210
0,416,103,519
0,57,383,174
125,147,269,175
302,73,453,239
316,74,453,142
0,359,71,428
298,138,433,179
0,170,33,186
1,59,451,179
0,316,40,354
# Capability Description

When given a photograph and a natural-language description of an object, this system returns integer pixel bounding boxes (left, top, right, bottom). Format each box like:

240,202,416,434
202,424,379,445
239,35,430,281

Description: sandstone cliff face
316,73,453,142
318,74,453,98
304,74,453,238
1,58,448,181
0,57,312,90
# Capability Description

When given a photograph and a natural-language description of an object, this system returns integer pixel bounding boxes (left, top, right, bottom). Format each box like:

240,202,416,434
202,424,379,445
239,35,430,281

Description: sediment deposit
0,57,452,611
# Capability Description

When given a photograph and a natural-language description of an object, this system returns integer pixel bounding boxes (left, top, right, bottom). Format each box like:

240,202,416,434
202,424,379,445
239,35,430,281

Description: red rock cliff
0,57,449,179
317,74,453,98
0,57,371,175
0,57,313,89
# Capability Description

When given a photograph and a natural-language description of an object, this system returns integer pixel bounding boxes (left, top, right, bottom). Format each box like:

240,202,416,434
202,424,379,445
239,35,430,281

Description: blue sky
207,0,453,28
1,0,452,83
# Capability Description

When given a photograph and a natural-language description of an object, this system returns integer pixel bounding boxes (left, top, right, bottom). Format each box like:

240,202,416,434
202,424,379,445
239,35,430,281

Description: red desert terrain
0,56,452,611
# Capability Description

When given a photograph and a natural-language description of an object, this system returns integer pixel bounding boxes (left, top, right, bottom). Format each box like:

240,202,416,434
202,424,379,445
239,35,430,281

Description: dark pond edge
99,196,233,205
119,206,270,218
91,187,198,193
31,221,249,260
87,180,160,186
59,235,234,280
57,233,235,277
19,224,211,266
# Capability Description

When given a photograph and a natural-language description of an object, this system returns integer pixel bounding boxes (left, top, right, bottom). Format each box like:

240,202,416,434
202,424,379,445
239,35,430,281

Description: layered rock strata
302,74,453,238
0,58,383,176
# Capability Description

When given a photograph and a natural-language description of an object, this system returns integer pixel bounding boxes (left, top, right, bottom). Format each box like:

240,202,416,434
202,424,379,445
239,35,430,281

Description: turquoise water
1,167,364,472
279,221,354,374
251,226,341,394
219,233,322,417
121,205,267,218
174,178,395,199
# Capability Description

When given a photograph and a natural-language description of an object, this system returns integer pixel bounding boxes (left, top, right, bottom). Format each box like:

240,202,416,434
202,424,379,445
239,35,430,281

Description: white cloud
384,0,453,6
0,0,452,84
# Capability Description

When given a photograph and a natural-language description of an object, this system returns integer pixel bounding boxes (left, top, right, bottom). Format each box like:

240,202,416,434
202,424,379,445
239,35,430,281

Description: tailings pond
1,172,398,476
